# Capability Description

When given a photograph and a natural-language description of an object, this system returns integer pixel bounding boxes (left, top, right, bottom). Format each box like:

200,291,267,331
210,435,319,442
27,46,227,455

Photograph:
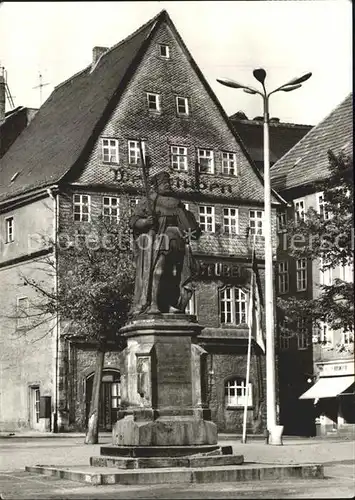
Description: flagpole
242,235,256,444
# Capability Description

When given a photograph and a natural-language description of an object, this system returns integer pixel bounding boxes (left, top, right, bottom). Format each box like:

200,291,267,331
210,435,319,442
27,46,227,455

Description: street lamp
217,69,312,445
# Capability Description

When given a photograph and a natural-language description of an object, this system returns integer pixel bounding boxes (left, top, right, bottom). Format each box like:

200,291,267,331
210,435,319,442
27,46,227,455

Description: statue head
151,171,172,194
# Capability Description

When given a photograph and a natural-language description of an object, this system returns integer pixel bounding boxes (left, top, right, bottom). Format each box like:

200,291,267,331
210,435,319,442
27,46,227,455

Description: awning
299,375,355,399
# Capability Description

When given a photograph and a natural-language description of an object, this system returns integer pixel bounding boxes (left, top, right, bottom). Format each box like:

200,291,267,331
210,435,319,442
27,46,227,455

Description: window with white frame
5,216,14,243
128,140,144,165
198,149,214,174
249,210,264,235
319,257,332,286
223,208,239,235
199,205,215,233
342,331,354,345
102,138,119,164
296,259,307,291
103,197,120,223
225,378,252,407
146,93,160,112
297,318,309,349
277,212,287,232
220,287,248,325
222,152,237,176
17,296,29,329
176,96,189,116
170,146,188,171
159,44,170,59
73,194,91,222
317,192,330,220
185,292,196,316
278,261,289,294
294,199,305,224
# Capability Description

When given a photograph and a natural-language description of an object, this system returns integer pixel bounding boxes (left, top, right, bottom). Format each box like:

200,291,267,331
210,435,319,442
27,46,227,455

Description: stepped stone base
100,444,229,458
91,453,244,469
25,463,324,485
112,416,218,447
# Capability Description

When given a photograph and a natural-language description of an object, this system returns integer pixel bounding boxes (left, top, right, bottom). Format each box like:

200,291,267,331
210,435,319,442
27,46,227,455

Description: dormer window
102,138,119,164
146,93,161,112
159,44,170,59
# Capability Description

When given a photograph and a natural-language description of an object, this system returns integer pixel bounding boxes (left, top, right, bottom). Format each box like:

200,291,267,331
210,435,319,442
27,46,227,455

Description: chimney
92,46,108,68
0,67,5,123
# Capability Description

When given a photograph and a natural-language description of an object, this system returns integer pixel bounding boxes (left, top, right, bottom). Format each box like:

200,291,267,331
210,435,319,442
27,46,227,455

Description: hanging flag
248,247,265,353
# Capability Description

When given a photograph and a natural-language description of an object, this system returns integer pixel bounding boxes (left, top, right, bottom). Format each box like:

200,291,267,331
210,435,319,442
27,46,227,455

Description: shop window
225,377,252,407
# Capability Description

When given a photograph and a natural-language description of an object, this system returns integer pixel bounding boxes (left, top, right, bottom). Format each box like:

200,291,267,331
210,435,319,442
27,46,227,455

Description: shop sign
319,362,354,377
198,260,248,282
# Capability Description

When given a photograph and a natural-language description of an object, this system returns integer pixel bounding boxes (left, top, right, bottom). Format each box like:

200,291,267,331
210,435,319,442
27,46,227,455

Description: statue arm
129,199,156,232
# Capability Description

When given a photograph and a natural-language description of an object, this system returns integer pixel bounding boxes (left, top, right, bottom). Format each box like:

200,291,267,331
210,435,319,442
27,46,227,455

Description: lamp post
217,69,312,445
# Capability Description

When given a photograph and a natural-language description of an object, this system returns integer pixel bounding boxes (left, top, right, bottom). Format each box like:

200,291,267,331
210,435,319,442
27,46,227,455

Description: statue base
113,313,217,448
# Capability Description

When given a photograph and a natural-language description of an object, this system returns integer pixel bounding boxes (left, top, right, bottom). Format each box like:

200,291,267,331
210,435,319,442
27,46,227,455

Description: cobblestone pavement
0,436,354,499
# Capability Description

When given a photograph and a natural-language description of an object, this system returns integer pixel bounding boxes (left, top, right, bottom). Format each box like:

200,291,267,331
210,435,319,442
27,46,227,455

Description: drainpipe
47,187,59,432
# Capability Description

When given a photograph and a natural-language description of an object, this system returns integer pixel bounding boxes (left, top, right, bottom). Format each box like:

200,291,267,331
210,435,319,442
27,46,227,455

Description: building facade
271,93,354,437
0,10,282,434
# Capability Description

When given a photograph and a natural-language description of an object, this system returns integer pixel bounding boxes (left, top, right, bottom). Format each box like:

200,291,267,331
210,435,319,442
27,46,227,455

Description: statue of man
129,171,201,316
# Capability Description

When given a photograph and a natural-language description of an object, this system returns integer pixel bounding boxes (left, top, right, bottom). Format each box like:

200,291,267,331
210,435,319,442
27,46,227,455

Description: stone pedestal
111,313,217,451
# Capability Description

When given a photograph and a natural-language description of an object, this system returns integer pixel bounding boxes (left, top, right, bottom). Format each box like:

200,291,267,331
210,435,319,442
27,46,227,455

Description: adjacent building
230,112,312,172
271,93,354,437
0,10,282,434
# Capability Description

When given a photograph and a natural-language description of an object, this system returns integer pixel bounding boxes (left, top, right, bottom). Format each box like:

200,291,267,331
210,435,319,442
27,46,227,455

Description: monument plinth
110,313,218,454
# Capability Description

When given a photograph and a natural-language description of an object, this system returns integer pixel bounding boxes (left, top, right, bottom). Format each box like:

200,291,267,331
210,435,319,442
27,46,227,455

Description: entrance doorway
85,370,121,431
29,386,41,430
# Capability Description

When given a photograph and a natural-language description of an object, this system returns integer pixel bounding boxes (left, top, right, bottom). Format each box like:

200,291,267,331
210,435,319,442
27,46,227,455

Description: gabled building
0,10,282,434
271,93,354,437
230,112,312,172
0,67,37,159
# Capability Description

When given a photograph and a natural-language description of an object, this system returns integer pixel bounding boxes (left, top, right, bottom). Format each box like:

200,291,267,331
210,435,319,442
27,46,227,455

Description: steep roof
270,93,353,192
230,117,312,167
0,9,282,206
0,11,161,202
0,106,37,159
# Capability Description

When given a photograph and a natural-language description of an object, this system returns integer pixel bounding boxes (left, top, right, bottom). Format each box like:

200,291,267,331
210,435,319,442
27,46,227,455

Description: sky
0,1,352,126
